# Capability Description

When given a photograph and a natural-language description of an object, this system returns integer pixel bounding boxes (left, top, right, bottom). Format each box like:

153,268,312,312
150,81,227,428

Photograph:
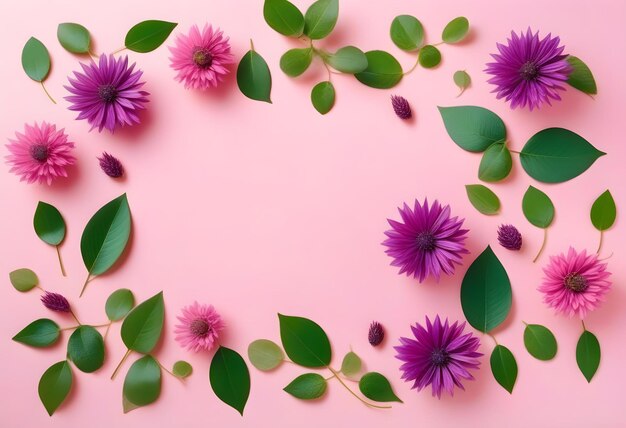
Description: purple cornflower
41,291,70,312
391,95,412,119
368,321,385,346
497,224,522,250
98,152,124,178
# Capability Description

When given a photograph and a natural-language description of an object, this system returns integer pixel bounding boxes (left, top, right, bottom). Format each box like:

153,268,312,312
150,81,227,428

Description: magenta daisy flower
485,28,572,110
539,247,611,318
383,199,469,282
65,55,149,133
174,302,224,352
395,316,482,399
169,24,234,90
5,122,76,185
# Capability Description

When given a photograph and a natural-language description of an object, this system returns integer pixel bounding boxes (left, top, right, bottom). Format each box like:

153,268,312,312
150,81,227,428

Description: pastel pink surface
1,0,624,427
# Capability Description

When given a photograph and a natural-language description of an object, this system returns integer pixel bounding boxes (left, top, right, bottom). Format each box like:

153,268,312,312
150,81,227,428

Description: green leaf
465,184,500,215
105,288,135,321
210,346,251,415
13,318,60,347
438,106,506,152
123,355,161,409
442,17,469,44
566,56,597,95
122,394,141,413
172,360,193,378
523,324,557,361
121,291,164,354
34,201,66,246
57,23,91,54
522,186,554,228
264,0,304,37
38,361,72,416
279,48,313,77
520,128,605,183
390,15,424,51
479,142,512,182
124,20,177,53
418,45,441,68
590,190,616,231
278,314,331,367
311,81,335,115
490,345,517,393
237,45,272,103
80,193,131,278
248,339,284,371
326,46,368,74
67,326,105,373
22,37,51,82
354,50,403,89
340,351,362,377
284,373,327,399
461,246,512,333
359,372,402,403
9,268,39,292
453,70,471,95
304,0,338,39
576,330,601,382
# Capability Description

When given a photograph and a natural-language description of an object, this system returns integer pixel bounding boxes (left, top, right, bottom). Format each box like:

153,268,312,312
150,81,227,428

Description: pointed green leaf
442,17,469,44
248,339,284,371
438,106,506,152
172,360,193,378
124,20,177,53
67,326,105,373
390,15,424,51
264,0,304,37
123,355,161,408
38,361,72,416
122,394,141,413
34,201,66,246
566,56,597,95
523,324,557,361
340,351,362,377
210,346,251,415
453,70,471,94
105,288,135,321
22,37,51,82
121,291,164,353
13,318,60,347
479,142,512,182
57,23,91,54
9,268,39,292
326,46,367,74
237,47,272,103
577,330,600,382
465,184,500,215
359,372,402,403
311,81,335,115
490,345,517,393
304,0,338,40
279,48,313,77
418,45,441,68
278,314,331,367
590,190,616,231
522,186,554,228
354,50,403,89
284,373,327,399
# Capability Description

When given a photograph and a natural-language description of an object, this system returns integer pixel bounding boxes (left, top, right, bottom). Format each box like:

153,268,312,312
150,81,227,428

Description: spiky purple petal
391,95,412,119
41,291,71,312
368,321,385,346
98,152,124,178
497,224,522,250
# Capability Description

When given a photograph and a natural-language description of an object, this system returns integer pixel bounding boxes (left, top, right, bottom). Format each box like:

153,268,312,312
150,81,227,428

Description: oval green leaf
490,345,517,393
121,291,164,353
279,48,313,77
442,17,469,44
248,339,284,371
9,268,39,292
390,15,424,51
284,373,327,399
39,361,72,416
590,190,616,231
418,45,441,68
354,50,403,89
13,318,60,347
22,37,50,82
340,351,362,377
311,81,335,115
520,128,605,183
278,314,331,367
34,201,66,246
359,372,402,403
522,186,554,229
105,288,135,321
304,0,338,40
523,324,557,361
461,246,512,332
237,47,272,103
67,326,105,373
123,355,161,408
57,23,91,54
124,20,177,53
326,46,367,74
479,142,512,182
173,360,193,378
438,106,506,152
566,56,597,95
576,330,600,382
264,0,304,37
454,70,471,95
210,346,251,415
465,184,500,215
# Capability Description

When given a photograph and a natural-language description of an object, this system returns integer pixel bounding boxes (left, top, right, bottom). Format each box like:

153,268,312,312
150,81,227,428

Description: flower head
368,321,385,347
391,95,412,120
383,199,469,282
6,122,76,185
174,302,224,352
485,28,572,110
497,224,522,251
539,247,611,318
169,24,234,90
41,291,71,312
65,55,149,132
395,316,482,399
98,152,124,178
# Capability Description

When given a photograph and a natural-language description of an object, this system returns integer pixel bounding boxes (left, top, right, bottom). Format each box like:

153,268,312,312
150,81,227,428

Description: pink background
1,0,624,426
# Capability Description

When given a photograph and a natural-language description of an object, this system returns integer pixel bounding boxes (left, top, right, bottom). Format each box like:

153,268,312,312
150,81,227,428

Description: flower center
193,48,213,68
190,319,210,336
30,144,49,162
564,273,588,293
416,232,436,252
519,61,539,81
98,84,118,103
430,348,450,367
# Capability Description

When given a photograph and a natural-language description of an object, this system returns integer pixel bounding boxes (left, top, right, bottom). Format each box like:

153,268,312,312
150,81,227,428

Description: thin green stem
91,323,111,328
55,245,66,277
103,322,112,340
36,285,45,292
596,230,604,255
158,360,184,383
487,333,499,346
41,82,56,104
533,228,548,263
328,367,391,409
581,320,586,331
111,46,126,55
79,273,92,297
508,149,521,154
403,56,420,75
249,39,255,51
60,325,80,331
70,309,81,325
111,348,132,380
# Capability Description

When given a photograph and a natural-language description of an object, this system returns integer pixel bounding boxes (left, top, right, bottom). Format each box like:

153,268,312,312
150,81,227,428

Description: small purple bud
41,291,71,312
368,321,385,346
497,224,522,251
98,152,124,178
391,95,412,120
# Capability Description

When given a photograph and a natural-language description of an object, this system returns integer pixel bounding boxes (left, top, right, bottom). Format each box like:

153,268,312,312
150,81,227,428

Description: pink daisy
5,122,76,185
168,24,234,90
174,302,224,352
539,247,611,318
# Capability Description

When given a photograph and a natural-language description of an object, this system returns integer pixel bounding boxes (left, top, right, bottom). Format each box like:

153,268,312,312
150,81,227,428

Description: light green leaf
237,45,272,103
172,360,193,378
284,373,327,399
359,372,402,403
576,330,600,382
38,361,72,416
248,339,284,371
22,37,50,82
278,314,331,367
453,70,471,95
523,324,557,361
490,345,517,393
590,190,616,231
67,326,105,373
57,23,91,54
438,106,506,152
478,142,512,182
465,184,500,215
9,268,39,292
264,0,304,37
522,186,554,228
340,351,362,377
566,56,597,95
279,48,313,77
354,50,403,89
123,355,161,410
124,20,177,53
390,15,424,51
326,46,368,73
13,318,60,347
210,346,251,415
442,17,469,44
311,81,335,115
418,45,441,68
34,201,66,246
105,288,135,321
304,0,338,40
120,291,164,354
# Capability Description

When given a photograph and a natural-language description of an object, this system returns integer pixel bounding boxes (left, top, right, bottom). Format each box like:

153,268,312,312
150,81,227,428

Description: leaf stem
111,46,126,55
103,322,112,340
55,245,66,277
60,325,80,331
327,367,391,409
487,333,499,346
596,230,604,255
403,56,420,75
79,273,92,297
111,348,132,380
40,81,57,104
91,322,112,328
249,39,255,51
533,228,548,263
581,320,587,331
158,360,184,383
70,309,82,325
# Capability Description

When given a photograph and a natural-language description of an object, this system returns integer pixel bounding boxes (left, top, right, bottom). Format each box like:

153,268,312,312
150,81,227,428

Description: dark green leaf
438,106,506,152
210,346,251,415
523,324,557,361
172,360,193,378
57,23,91,54
264,0,304,37
105,288,135,321
418,45,441,68
490,345,517,393
123,355,161,409
284,373,327,399
9,268,39,292
461,246,512,332
326,46,367,73
279,48,313,77
124,20,177,53
67,326,105,373
590,190,616,231
522,186,554,229
453,70,471,95
34,201,66,246
13,318,60,347
304,0,338,39
566,56,597,95
479,142,512,182
465,184,500,215
390,15,424,51
248,339,284,371
38,361,72,416
359,372,402,403
354,50,403,89
278,313,331,367
340,351,362,377
22,37,50,82
442,17,469,44
311,81,335,115
121,291,164,353
520,128,605,183
237,46,272,103
576,330,600,382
